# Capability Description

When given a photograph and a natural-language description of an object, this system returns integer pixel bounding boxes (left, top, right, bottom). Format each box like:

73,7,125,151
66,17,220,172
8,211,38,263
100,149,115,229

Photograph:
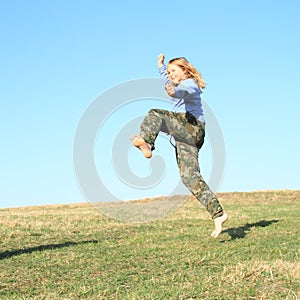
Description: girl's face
167,63,187,85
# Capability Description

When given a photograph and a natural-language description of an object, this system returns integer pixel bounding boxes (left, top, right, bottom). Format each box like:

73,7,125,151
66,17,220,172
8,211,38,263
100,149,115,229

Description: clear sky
1,0,299,208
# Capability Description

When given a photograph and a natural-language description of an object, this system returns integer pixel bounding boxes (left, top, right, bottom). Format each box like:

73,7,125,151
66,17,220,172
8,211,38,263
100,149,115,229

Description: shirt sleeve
158,64,170,86
173,80,197,99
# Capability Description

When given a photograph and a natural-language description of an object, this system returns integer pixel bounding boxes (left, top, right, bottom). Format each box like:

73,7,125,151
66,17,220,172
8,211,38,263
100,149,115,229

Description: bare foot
131,135,152,158
211,212,229,238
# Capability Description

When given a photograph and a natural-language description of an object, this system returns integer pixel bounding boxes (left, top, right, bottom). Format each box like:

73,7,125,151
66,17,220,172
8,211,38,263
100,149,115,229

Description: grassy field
0,190,299,299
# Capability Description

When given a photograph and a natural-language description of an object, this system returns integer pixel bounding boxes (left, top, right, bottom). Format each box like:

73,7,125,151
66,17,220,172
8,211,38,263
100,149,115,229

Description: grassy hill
0,190,299,299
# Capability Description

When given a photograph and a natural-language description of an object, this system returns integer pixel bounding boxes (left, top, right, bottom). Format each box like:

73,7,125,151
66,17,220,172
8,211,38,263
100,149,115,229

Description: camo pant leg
139,108,224,219
139,108,195,150
175,141,224,219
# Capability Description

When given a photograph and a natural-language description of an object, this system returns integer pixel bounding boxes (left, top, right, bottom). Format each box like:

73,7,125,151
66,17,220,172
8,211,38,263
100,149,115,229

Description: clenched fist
157,53,165,67
165,84,175,97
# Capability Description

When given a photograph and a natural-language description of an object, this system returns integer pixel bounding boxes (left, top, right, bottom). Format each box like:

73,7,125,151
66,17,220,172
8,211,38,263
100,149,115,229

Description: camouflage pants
140,108,224,219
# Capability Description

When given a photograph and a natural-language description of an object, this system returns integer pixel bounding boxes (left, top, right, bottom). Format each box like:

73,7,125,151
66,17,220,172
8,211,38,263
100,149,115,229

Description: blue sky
1,0,299,208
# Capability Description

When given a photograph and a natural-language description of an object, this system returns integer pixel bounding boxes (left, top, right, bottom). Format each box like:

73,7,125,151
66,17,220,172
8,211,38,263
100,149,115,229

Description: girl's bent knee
148,108,160,115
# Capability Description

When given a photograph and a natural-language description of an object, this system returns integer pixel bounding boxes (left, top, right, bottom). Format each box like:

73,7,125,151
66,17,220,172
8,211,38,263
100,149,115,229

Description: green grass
0,190,299,299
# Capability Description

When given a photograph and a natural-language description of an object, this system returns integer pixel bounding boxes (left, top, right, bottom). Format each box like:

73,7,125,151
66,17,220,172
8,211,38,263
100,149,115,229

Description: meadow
0,190,299,299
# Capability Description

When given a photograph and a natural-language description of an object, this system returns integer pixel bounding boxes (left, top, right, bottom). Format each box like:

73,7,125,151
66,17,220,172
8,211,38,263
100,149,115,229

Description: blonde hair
168,57,206,90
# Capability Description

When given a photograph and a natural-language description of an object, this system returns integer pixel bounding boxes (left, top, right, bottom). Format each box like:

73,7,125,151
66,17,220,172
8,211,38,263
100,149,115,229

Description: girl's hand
165,84,175,97
157,53,165,67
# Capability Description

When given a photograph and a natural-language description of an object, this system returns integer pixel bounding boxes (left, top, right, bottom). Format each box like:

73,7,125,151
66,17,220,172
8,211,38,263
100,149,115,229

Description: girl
131,54,228,238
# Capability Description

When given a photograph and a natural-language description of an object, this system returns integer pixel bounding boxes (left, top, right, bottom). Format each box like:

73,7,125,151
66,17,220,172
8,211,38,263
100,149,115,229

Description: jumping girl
131,53,228,238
